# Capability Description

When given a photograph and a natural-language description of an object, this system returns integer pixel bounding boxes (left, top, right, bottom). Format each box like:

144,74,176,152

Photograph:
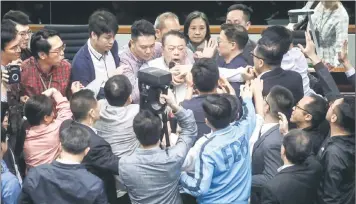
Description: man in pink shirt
23,85,78,169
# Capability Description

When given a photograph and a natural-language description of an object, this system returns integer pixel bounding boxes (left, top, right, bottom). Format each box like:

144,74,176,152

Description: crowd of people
0,1,355,204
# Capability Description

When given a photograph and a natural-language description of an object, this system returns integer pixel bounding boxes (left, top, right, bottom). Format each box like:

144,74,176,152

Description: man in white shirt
141,30,192,104
72,10,123,100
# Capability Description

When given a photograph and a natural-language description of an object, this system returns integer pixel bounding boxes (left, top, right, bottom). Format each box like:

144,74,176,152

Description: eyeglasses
294,105,311,115
250,51,265,60
18,30,32,38
49,44,66,54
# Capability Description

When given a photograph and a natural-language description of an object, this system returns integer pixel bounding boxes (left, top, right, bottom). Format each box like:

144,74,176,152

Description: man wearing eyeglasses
3,10,32,61
16,29,72,98
217,23,249,96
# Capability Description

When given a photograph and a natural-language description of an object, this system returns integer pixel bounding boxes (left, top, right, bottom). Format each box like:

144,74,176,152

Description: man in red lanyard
13,29,73,101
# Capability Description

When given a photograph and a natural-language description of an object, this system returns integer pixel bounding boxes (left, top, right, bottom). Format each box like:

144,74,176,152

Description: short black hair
222,94,242,122
162,30,187,47
203,94,232,129
24,95,53,126
184,11,211,43
191,58,219,92
304,94,328,128
133,110,162,146
267,85,294,120
59,120,90,155
88,10,118,37
227,4,253,21
104,75,132,107
261,25,293,55
221,23,249,50
70,89,97,122
1,19,18,51
283,129,312,165
255,35,285,66
3,10,31,25
334,100,355,133
131,19,156,40
30,29,59,59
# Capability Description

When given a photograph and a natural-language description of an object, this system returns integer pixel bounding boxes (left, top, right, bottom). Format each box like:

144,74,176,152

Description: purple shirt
119,42,162,104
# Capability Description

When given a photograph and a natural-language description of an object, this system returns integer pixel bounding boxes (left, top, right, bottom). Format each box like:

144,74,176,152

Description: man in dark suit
251,85,294,204
70,89,124,204
252,26,304,104
261,129,322,204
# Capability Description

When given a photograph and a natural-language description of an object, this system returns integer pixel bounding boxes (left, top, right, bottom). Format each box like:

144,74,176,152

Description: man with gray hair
154,12,195,64
154,12,181,42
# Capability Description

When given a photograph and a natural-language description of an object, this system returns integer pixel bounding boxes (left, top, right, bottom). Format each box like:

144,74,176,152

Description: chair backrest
43,25,89,62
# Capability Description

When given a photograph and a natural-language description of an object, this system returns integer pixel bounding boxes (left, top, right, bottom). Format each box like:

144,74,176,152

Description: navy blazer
71,41,120,100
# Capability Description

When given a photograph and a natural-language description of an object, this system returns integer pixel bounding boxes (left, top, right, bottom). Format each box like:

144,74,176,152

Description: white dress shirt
87,39,116,88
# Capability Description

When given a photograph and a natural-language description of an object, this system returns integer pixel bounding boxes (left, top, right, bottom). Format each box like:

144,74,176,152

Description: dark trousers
116,193,131,204
181,193,197,204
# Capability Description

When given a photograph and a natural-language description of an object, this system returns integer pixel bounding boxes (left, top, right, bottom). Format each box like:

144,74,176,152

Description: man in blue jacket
180,82,257,204
71,10,124,100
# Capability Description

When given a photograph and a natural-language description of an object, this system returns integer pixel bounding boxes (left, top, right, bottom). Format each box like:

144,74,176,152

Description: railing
28,24,356,34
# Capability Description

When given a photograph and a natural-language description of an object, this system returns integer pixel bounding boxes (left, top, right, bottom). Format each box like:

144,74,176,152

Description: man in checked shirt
9,29,73,103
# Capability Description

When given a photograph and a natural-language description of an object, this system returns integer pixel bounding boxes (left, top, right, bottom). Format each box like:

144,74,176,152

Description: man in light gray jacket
118,93,198,204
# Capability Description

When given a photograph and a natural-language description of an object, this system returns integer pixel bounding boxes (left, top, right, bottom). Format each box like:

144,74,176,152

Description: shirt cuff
345,68,355,78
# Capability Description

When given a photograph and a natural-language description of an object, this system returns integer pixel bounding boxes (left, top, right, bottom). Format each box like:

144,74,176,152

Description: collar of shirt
135,146,162,155
87,39,106,61
257,70,272,79
56,159,81,165
260,123,279,136
277,164,295,172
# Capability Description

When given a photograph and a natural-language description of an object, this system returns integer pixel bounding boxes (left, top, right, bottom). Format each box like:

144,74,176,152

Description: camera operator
1,19,25,182
118,93,197,204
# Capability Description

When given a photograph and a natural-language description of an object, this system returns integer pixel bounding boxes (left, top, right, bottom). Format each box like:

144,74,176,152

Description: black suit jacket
251,124,283,204
260,67,304,105
76,122,120,204
348,74,355,89
261,156,322,204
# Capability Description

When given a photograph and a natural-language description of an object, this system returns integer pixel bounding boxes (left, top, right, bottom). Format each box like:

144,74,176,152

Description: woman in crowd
183,11,211,53
309,0,349,67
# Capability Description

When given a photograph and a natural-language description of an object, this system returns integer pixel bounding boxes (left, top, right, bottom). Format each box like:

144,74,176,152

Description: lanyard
39,73,53,90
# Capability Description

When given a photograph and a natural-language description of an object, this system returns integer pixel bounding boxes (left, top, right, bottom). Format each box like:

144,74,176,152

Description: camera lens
12,74,19,81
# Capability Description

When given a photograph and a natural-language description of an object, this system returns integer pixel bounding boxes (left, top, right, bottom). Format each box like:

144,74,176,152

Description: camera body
138,67,172,114
5,65,21,84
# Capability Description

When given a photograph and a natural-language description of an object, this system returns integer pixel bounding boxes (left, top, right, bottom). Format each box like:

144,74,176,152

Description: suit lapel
252,124,279,154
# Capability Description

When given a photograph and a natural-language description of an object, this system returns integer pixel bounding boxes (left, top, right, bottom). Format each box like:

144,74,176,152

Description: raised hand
71,81,84,94
201,38,218,58
278,112,289,136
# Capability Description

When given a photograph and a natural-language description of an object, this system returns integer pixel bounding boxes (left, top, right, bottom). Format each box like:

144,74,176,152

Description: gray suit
251,124,283,204
118,108,198,204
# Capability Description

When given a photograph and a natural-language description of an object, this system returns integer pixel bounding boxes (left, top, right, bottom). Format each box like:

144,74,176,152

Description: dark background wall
1,1,355,25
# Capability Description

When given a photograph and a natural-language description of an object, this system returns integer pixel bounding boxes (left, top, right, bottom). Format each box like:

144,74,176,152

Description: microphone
168,61,176,69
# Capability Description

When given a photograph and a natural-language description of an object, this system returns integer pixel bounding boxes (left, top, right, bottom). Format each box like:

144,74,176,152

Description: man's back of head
133,110,162,147
59,120,91,157
202,94,232,130
261,25,293,55
70,89,98,123
24,95,54,126
104,75,132,107
282,129,312,165
191,58,219,93
254,35,285,71
265,85,294,121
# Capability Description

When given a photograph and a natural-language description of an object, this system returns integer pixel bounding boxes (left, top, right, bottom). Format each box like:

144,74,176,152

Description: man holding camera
118,93,197,204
